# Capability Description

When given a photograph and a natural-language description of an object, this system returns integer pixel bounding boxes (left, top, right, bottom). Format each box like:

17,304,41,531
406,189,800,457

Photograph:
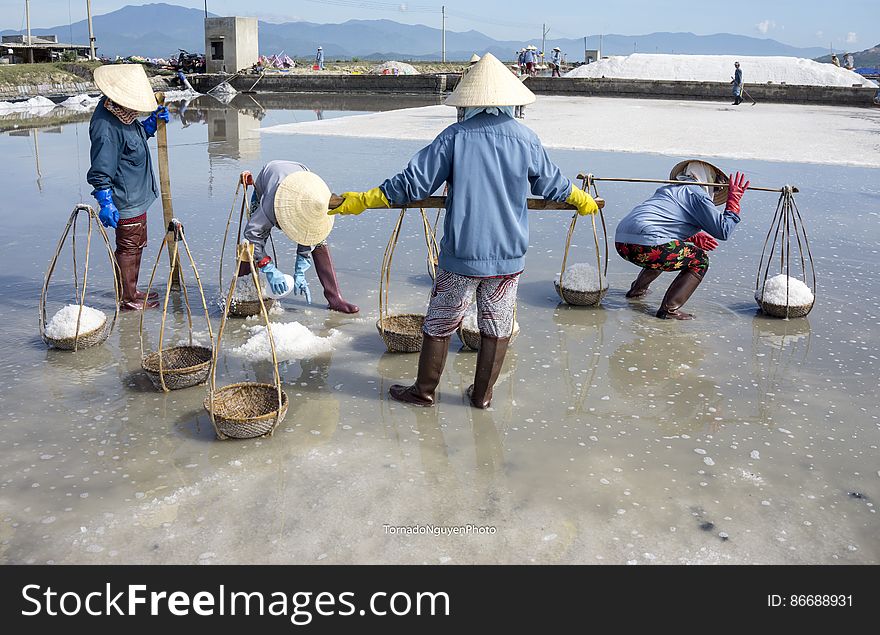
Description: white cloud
845,32,857,44
815,30,823,38
756,20,776,35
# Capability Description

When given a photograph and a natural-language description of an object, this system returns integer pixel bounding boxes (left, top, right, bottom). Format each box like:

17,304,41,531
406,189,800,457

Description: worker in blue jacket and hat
329,53,599,409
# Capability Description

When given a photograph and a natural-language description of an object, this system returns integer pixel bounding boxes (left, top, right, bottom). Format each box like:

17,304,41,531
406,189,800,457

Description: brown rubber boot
656,269,704,320
311,244,359,314
626,268,662,298
115,219,158,312
389,334,451,406
467,334,511,409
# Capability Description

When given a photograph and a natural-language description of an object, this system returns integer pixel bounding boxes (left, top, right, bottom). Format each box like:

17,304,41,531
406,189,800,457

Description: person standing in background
550,47,562,77
731,61,743,105
844,52,855,70
831,54,840,67
315,46,324,70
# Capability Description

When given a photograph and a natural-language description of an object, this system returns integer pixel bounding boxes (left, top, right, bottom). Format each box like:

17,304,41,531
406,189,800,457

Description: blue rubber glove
142,106,170,137
94,189,119,229
293,254,312,304
260,262,289,296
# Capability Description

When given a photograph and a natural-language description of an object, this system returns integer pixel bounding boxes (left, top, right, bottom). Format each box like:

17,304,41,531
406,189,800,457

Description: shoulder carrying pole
154,91,181,289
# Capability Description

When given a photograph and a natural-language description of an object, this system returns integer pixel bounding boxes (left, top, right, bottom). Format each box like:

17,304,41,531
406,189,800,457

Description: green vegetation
0,61,101,90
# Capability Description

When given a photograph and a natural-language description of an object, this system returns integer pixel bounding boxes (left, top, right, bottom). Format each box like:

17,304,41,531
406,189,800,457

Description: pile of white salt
44,304,106,339
231,321,348,362
560,262,608,292
755,274,814,306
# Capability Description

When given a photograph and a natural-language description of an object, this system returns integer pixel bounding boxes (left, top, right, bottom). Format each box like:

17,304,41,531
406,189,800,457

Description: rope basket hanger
755,186,816,318
139,219,214,392
377,207,437,353
555,174,609,307
219,174,279,317
39,204,120,351
205,241,288,440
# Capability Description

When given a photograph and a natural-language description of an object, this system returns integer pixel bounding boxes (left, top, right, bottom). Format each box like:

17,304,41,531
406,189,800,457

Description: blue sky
2,1,877,49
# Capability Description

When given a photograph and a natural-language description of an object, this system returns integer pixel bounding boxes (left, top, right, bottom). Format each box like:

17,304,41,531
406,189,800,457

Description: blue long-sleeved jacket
733,68,743,86
380,112,572,276
551,50,561,65
86,97,158,219
615,181,740,246
523,49,536,64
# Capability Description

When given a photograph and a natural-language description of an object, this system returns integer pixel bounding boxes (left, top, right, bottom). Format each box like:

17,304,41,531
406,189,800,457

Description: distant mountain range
2,2,831,61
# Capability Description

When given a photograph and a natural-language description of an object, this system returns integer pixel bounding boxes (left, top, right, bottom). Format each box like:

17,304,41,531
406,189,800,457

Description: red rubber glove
688,231,718,251
725,171,749,214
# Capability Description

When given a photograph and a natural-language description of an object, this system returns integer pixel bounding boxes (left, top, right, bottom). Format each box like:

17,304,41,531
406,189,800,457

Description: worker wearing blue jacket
615,160,749,320
86,64,169,311
330,53,599,409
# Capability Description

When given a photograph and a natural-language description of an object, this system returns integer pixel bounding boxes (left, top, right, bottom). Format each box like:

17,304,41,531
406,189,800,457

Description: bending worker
87,64,169,311
614,160,749,320
329,53,599,408
240,161,358,314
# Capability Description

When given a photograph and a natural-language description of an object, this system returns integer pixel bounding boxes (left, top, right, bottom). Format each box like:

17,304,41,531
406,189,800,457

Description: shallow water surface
0,95,878,564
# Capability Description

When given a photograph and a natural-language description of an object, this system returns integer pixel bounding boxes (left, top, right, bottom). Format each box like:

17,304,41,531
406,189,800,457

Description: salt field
1,94,878,564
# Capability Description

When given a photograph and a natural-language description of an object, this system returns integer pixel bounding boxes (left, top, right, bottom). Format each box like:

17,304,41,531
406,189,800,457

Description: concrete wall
524,76,878,106
205,17,258,74
191,72,878,106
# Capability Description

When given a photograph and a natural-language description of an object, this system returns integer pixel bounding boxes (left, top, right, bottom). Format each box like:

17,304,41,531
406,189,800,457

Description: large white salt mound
370,61,419,76
560,262,608,292
231,321,348,362
565,53,877,88
0,95,57,113
58,94,100,111
755,274,814,306
45,304,106,339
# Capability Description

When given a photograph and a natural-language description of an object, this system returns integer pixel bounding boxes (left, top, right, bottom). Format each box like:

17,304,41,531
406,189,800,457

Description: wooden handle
576,175,797,194
328,195,604,212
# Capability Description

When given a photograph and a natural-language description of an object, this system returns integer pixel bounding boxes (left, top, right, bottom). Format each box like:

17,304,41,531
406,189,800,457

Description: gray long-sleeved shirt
86,97,159,219
615,180,740,246
243,160,310,263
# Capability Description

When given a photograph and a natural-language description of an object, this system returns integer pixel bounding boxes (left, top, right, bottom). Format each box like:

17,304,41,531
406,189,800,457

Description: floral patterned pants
615,241,709,274
423,269,520,338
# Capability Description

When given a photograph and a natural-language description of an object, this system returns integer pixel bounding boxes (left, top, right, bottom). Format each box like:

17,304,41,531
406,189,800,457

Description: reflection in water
750,315,812,425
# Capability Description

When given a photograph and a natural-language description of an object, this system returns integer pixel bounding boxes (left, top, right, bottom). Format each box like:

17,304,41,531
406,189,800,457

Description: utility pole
441,6,446,63
542,23,550,65
86,0,96,60
25,0,33,63
583,36,587,63
204,1,208,19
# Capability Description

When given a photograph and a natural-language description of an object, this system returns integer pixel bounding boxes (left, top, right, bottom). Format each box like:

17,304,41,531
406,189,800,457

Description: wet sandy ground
0,98,878,564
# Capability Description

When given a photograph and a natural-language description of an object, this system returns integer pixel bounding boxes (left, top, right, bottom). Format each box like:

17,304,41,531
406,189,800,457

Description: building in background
204,17,259,74
1,35,91,64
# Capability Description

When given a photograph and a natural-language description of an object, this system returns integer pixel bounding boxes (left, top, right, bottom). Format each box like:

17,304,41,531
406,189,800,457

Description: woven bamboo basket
377,313,425,353
755,186,816,320
143,346,212,391
228,297,277,318
204,382,289,439
220,174,282,318
139,220,215,392
555,175,609,308
206,241,288,440
458,320,521,351
554,281,608,307
40,204,120,352
377,208,436,353
757,299,814,319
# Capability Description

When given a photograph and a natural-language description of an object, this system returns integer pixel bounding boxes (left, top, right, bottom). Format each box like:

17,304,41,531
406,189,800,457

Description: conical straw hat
445,53,535,107
274,171,335,246
469,53,481,63
669,159,730,206
93,64,158,113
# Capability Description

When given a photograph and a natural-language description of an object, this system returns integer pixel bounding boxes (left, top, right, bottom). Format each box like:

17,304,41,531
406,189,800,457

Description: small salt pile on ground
57,94,101,111
231,321,349,362
755,274,814,306
44,304,106,339
370,61,419,76
565,53,877,88
560,262,608,292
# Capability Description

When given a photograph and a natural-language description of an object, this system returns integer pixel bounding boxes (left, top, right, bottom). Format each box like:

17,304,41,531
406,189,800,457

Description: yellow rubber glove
566,185,599,216
328,187,390,216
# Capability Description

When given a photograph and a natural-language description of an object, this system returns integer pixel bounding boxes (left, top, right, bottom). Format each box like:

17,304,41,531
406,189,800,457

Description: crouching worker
615,160,749,320
87,64,169,311
239,161,358,314
329,53,599,408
